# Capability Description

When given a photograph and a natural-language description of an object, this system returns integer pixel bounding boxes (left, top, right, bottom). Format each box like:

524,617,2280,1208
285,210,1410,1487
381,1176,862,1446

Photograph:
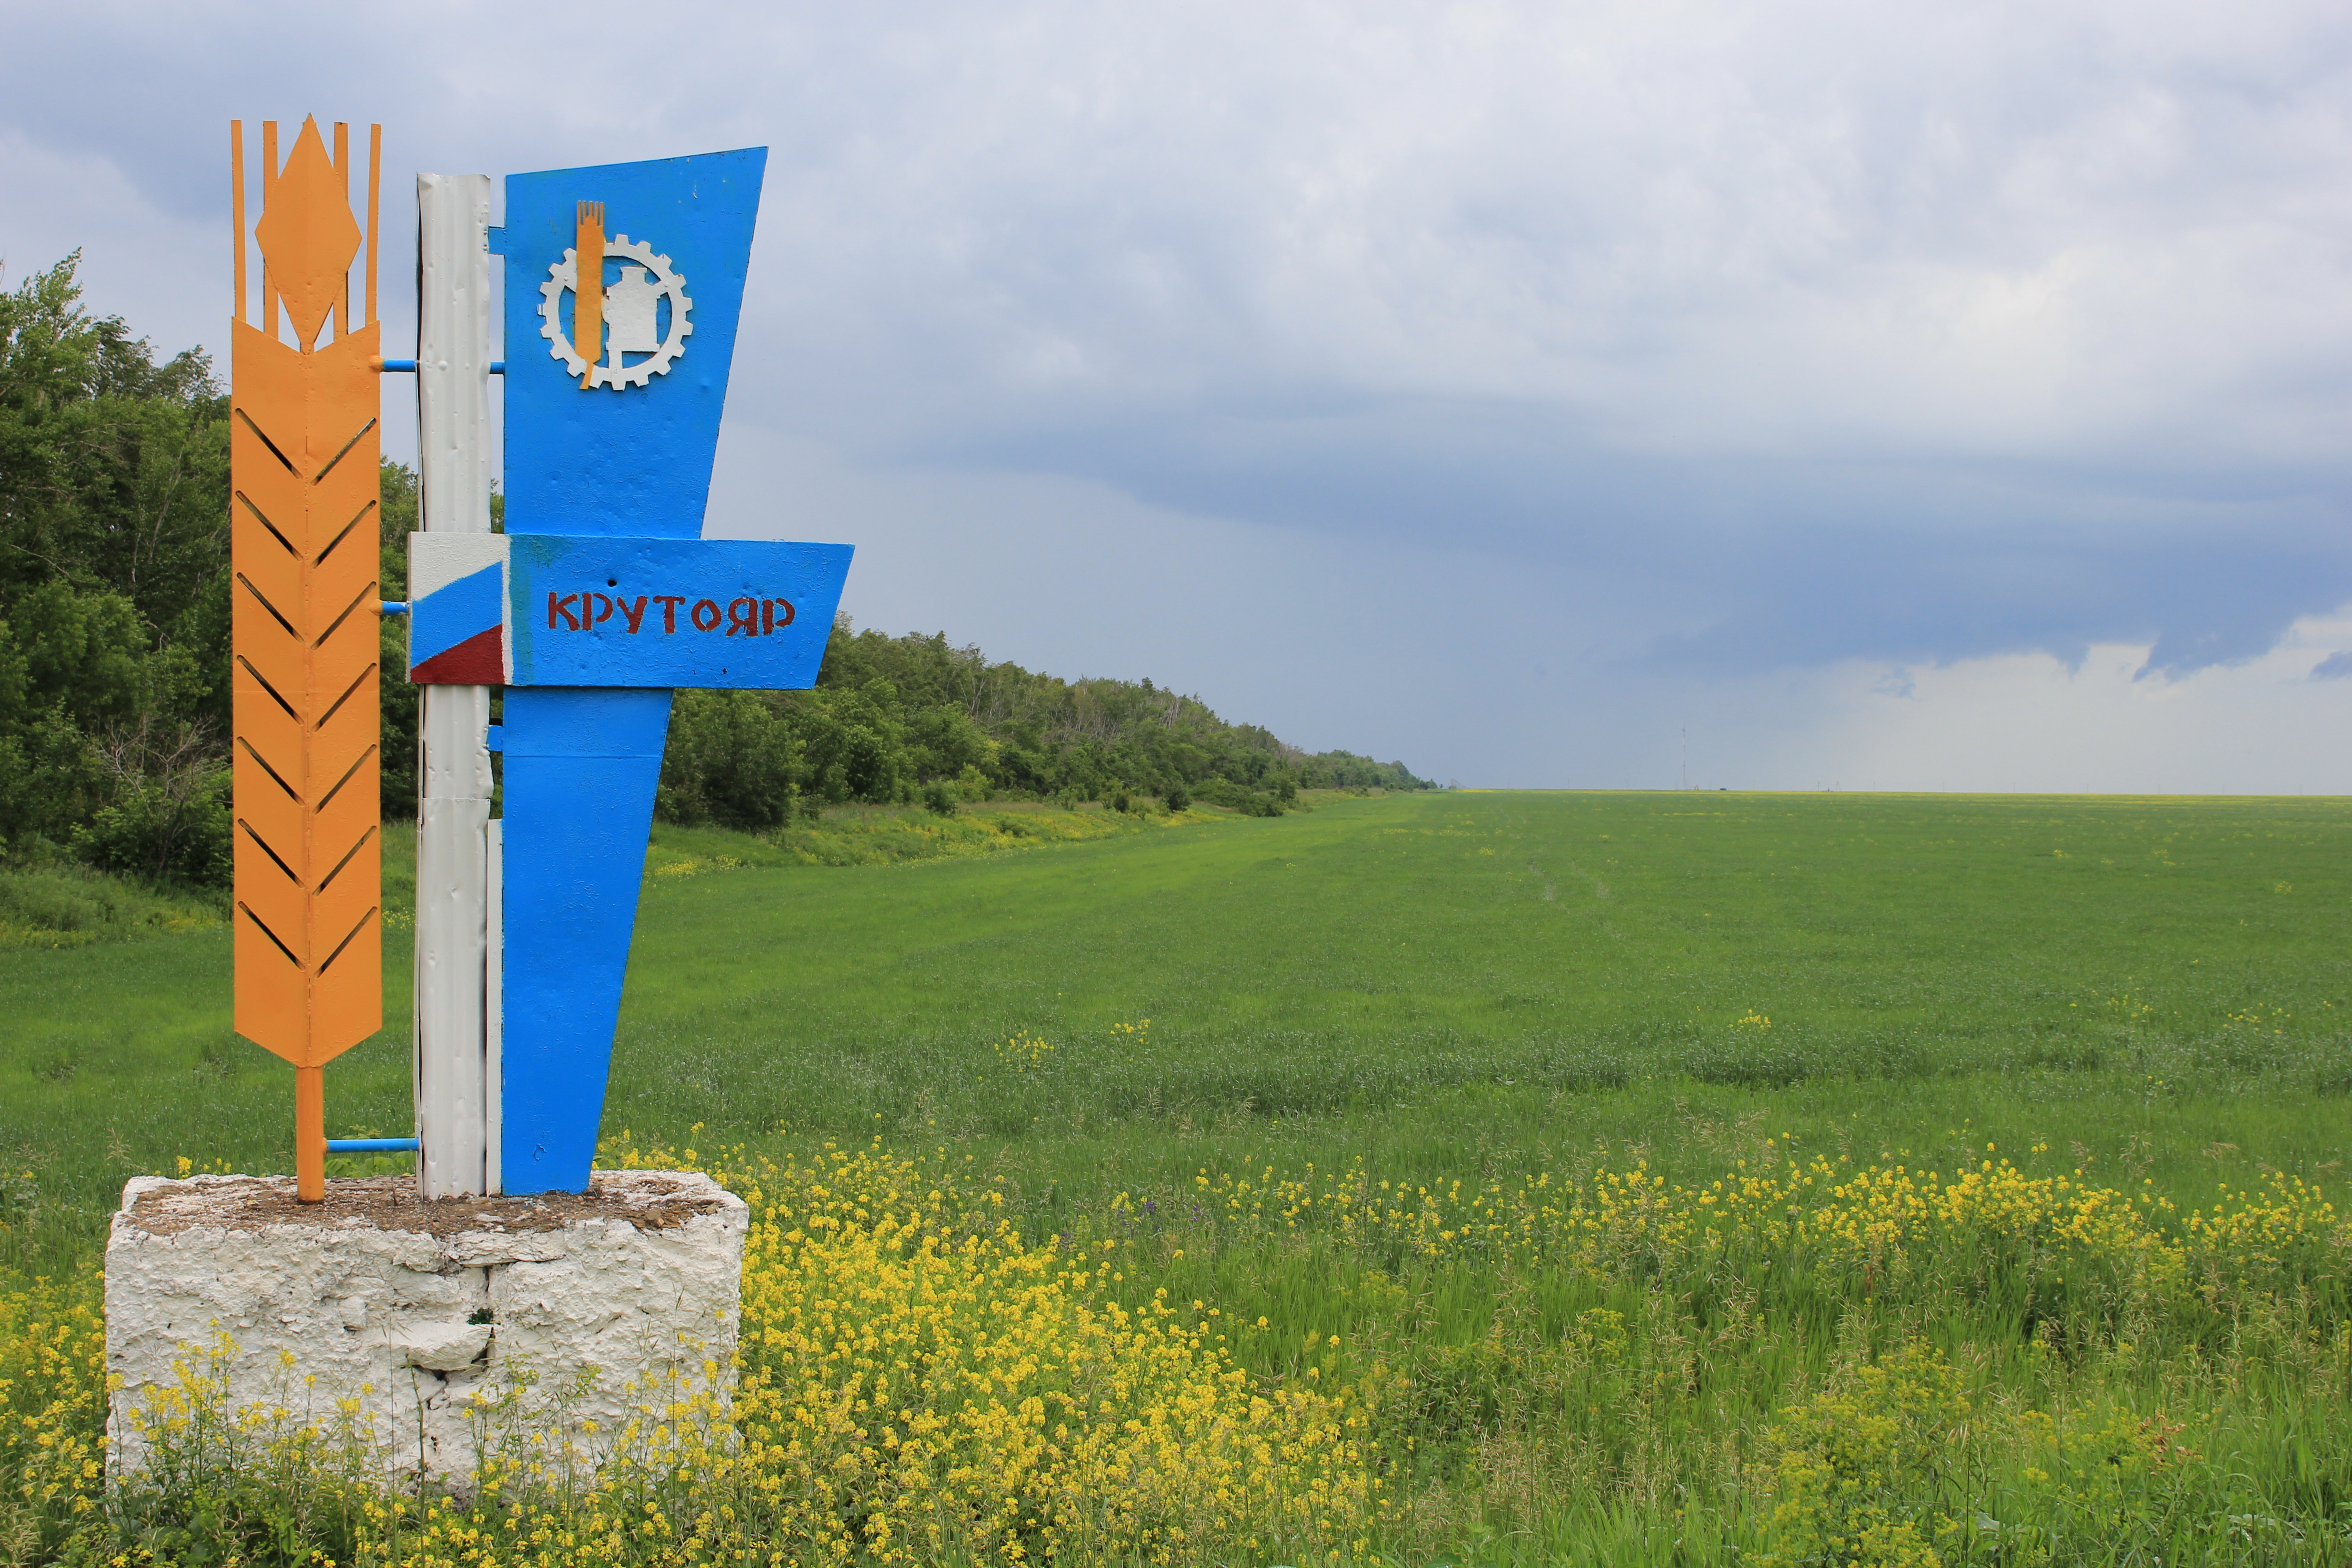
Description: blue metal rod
326,1138,420,1153
380,601,410,617
375,360,502,374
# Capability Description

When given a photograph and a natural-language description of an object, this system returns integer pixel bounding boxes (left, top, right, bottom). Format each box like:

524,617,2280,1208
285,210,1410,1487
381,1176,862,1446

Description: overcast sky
7,0,2351,789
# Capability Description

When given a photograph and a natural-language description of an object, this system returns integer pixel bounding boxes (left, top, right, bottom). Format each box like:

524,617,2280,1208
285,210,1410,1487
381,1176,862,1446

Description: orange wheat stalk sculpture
229,117,384,1201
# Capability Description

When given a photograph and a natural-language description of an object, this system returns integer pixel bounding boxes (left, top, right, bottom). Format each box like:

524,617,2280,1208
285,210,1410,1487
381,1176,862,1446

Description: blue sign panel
506,535,850,688
490,148,778,1195
497,147,766,538
406,534,852,689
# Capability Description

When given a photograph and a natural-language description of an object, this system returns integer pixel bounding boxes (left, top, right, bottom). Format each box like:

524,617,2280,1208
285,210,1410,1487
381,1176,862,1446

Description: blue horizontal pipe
380,601,410,617
375,360,503,374
326,1138,419,1153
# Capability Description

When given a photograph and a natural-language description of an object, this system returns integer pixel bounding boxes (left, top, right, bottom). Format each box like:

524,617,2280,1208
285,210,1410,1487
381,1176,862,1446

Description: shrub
656,690,802,829
71,763,231,887
1755,1342,1971,1568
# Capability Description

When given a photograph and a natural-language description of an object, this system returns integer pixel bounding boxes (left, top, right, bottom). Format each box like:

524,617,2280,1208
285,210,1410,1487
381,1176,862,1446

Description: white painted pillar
485,818,502,1191
414,173,496,1198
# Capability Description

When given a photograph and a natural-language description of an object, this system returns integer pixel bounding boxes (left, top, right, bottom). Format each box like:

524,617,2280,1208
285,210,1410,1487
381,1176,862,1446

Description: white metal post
414,172,496,1199
484,817,502,1193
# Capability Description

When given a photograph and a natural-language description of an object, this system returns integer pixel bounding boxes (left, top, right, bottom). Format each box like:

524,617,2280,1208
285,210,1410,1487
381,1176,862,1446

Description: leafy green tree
0,255,231,877
658,689,805,829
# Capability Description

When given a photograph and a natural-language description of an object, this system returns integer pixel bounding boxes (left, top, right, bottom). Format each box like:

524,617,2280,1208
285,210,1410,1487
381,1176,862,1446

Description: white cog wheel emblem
539,235,693,390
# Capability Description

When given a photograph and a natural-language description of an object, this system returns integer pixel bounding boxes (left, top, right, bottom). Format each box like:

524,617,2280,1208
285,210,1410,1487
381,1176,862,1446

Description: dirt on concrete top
121,1171,734,1240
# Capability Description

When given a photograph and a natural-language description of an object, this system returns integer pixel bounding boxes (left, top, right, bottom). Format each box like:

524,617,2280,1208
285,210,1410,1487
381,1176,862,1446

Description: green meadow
5,789,2351,1563
8,790,2345,1243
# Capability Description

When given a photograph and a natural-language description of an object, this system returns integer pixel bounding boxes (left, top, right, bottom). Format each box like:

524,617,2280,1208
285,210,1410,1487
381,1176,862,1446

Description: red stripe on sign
410,625,504,685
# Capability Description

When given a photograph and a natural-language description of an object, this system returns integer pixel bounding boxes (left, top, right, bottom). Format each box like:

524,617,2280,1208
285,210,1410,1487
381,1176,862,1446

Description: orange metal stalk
229,117,385,1201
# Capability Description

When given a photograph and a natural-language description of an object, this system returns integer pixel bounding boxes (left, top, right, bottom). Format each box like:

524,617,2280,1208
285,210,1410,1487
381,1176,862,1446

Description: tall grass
646,796,1211,875
0,854,225,949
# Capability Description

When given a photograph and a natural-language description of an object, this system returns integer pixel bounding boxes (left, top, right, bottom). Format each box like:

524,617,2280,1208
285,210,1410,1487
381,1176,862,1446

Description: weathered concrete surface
104,1171,745,1480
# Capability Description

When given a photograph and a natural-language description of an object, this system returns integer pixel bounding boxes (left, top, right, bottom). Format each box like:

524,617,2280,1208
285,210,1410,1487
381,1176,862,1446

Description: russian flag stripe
410,561,504,670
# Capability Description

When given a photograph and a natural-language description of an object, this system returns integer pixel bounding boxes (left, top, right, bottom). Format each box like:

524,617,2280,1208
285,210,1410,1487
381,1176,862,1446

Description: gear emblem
538,235,692,390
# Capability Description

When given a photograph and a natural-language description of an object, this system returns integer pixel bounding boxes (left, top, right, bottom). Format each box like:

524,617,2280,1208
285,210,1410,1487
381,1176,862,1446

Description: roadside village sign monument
103,118,843,1475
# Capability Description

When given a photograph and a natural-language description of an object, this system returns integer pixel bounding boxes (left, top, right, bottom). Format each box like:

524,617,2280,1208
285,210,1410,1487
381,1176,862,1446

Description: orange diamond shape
254,117,360,350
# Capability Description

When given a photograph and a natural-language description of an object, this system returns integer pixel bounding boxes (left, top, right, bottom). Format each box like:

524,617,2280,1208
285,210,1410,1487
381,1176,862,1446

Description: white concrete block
104,1171,745,1481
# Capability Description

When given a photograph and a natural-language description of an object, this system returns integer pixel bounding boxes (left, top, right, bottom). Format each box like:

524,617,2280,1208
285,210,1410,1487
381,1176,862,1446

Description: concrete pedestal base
104,1171,745,1481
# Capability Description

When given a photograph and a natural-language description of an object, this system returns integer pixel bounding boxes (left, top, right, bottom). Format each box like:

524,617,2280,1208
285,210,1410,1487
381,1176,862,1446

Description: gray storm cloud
5,0,2350,785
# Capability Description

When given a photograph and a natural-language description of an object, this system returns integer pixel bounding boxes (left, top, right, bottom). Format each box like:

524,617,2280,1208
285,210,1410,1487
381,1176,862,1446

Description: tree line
656,624,1430,831
0,255,1429,888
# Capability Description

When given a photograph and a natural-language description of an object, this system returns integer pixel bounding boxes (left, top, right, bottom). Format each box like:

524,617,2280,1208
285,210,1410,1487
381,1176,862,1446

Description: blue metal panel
501,149,766,539
496,150,771,1195
498,686,670,1194
506,535,850,688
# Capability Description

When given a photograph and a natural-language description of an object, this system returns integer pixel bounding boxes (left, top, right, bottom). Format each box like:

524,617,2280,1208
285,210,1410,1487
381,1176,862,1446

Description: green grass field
10,791,2344,1248
5,789,2349,1563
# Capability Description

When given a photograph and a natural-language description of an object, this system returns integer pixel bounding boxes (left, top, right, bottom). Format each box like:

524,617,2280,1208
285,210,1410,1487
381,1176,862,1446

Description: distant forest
0,255,1428,886
656,623,1431,830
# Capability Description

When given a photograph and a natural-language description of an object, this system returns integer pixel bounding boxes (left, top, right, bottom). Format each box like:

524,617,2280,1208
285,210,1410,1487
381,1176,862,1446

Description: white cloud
1773,616,2352,794
0,130,224,361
